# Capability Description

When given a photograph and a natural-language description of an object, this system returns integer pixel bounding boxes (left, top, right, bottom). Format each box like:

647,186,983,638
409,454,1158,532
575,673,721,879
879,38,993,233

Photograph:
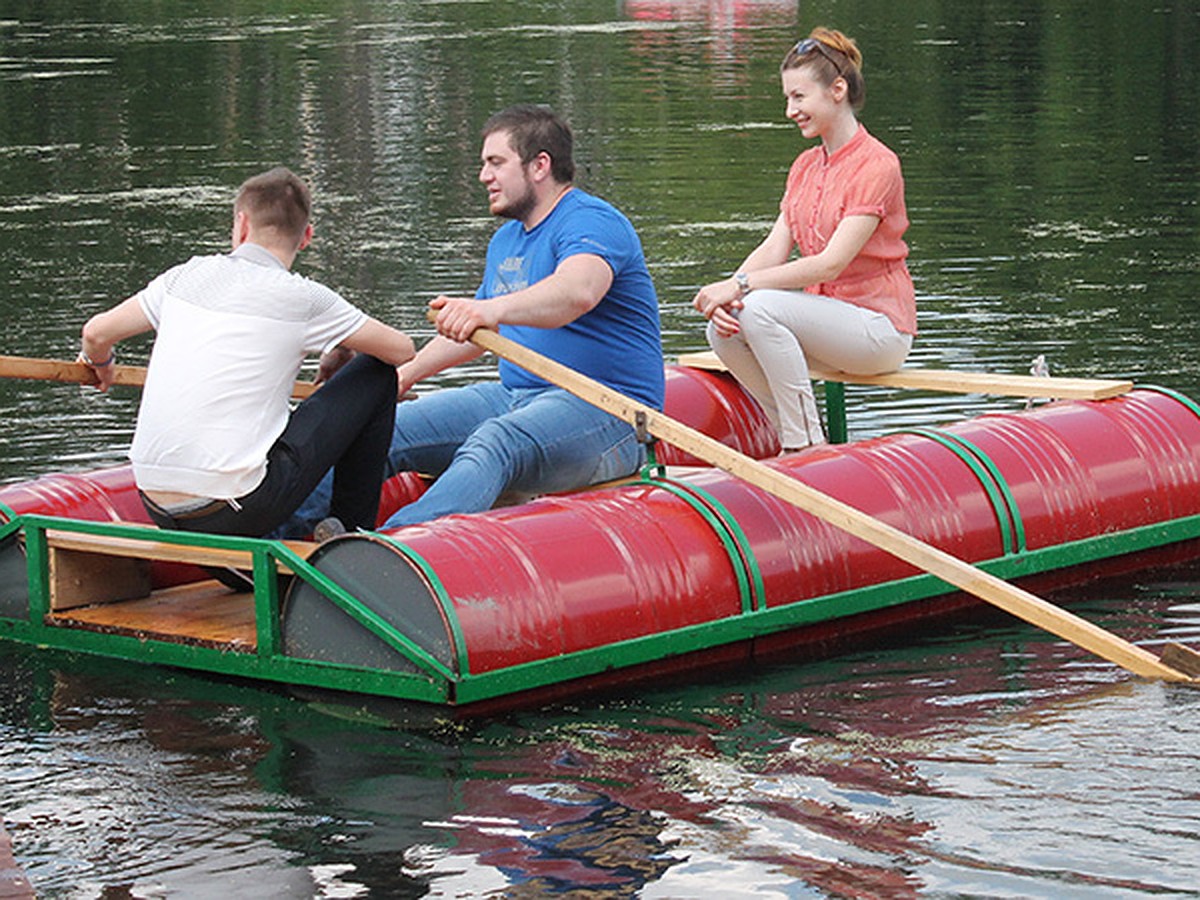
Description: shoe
313,516,347,543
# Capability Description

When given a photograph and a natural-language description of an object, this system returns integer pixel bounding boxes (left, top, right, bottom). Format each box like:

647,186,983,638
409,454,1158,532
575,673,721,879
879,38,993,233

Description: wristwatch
734,272,751,297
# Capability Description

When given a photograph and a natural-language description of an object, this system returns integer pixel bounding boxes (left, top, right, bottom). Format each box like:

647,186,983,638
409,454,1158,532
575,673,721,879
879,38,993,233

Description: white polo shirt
130,243,366,499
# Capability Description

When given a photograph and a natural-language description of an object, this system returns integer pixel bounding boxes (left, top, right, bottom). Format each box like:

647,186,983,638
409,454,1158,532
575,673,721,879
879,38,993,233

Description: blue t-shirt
477,189,665,409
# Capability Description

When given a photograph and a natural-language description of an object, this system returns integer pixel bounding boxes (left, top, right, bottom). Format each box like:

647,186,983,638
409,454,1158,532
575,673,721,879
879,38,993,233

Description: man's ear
297,221,314,251
231,209,251,247
530,151,554,183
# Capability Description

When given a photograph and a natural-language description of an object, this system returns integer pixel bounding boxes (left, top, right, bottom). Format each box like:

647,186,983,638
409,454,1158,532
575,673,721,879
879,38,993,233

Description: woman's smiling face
782,65,844,141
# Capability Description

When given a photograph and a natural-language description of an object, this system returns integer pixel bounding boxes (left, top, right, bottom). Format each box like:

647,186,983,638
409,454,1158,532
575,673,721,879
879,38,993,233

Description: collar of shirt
230,242,287,270
822,122,868,166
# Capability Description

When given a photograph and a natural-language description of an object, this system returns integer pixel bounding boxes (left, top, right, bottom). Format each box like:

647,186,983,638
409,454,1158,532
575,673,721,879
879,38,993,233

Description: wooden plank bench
44,526,316,611
676,350,1133,400
676,350,1133,444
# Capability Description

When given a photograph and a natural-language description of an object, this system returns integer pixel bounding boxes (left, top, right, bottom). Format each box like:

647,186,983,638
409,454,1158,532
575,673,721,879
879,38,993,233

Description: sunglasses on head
793,38,845,76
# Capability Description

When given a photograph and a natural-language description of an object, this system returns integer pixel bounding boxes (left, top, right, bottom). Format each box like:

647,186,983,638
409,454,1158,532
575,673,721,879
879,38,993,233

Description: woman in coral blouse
693,27,915,450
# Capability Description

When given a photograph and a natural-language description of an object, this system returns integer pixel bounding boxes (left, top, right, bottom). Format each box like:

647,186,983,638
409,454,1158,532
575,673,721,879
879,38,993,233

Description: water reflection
5,577,1198,897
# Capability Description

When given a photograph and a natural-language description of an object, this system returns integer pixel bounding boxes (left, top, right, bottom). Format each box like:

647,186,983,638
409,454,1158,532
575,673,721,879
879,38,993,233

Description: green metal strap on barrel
261,538,459,681
370,533,471,677
639,463,766,613
0,500,16,523
902,428,1026,555
1137,385,1200,422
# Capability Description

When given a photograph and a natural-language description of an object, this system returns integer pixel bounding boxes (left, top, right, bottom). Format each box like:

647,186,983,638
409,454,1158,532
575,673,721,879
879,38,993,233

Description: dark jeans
141,353,397,538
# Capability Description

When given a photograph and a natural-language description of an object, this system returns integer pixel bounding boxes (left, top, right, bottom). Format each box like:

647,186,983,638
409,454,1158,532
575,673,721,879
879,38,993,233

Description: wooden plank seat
45,527,315,570
676,350,1133,401
42,526,315,613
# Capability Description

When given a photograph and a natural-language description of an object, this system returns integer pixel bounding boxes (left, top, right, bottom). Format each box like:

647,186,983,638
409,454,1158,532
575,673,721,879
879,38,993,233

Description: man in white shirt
80,166,414,539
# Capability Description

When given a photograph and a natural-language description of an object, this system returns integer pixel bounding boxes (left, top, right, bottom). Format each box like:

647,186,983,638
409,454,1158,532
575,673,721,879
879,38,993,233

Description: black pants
141,353,397,537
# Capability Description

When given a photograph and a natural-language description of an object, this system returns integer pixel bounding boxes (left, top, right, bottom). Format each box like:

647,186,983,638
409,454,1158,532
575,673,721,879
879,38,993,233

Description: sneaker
313,516,347,543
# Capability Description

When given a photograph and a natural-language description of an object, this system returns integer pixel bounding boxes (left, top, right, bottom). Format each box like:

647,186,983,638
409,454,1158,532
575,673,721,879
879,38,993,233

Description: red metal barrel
287,389,1200,685
656,364,779,464
945,388,1200,546
0,465,150,525
0,465,204,589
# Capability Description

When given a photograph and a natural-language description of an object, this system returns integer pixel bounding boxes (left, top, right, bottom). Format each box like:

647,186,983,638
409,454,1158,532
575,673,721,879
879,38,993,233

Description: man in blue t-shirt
283,104,663,533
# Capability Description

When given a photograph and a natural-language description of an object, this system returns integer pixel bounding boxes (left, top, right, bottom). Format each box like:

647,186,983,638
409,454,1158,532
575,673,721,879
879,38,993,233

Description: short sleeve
135,257,202,329
554,202,632,276
841,153,903,221
303,280,368,355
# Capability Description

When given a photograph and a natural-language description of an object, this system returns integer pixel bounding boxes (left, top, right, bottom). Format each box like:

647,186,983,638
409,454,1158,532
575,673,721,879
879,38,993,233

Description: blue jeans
276,383,645,535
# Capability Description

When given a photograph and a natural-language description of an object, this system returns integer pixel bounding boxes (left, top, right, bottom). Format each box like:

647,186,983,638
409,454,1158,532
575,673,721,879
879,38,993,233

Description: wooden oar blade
1161,642,1200,680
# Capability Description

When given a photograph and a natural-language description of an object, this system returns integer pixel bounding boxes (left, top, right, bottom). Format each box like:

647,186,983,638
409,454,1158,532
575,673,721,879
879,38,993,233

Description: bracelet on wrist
80,350,115,368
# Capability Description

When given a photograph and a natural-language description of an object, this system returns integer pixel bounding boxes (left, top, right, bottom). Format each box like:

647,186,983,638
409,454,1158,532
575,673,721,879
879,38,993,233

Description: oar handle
450,321,1197,683
0,355,317,399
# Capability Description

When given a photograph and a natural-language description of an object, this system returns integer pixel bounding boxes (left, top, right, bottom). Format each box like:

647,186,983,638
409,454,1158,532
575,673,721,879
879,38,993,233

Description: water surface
2,2,1199,896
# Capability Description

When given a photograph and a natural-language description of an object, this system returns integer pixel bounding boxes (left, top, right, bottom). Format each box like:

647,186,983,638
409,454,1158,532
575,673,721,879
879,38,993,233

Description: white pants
707,289,912,448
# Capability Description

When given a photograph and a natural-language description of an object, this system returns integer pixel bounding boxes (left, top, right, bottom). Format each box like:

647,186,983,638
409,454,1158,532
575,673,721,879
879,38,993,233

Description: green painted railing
5,500,1200,707
2,514,455,702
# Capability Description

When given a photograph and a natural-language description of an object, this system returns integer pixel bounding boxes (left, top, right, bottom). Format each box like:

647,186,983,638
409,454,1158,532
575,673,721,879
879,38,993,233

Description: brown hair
482,104,576,184
234,167,311,246
781,27,865,110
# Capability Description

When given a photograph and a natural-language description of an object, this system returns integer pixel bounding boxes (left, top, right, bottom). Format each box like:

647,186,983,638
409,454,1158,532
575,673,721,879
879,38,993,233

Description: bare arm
384,253,611,396
339,317,415,367
739,213,796,273
317,318,478,398
429,253,613,343
80,296,154,391
396,335,484,396
693,214,881,333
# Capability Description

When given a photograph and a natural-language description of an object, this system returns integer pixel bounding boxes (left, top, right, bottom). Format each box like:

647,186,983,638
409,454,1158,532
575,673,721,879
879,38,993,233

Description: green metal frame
4,502,1200,707
824,382,849,443
0,515,454,703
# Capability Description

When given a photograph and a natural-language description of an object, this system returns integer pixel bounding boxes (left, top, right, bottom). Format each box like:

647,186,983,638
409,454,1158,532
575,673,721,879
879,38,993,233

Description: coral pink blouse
780,123,916,335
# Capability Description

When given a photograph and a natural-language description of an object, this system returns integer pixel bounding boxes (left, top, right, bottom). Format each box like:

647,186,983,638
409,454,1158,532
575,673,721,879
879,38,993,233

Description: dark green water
2,2,1199,896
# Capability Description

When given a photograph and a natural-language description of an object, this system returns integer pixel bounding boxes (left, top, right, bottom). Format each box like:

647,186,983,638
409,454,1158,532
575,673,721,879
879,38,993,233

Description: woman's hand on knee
693,278,743,320
709,305,741,337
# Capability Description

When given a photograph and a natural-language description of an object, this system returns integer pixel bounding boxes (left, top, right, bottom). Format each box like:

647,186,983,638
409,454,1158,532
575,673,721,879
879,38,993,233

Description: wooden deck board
49,579,258,650
676,350,1133,400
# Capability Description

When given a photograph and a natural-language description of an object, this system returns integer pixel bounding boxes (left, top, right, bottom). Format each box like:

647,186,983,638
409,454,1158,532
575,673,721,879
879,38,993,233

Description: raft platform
2,362,1198,712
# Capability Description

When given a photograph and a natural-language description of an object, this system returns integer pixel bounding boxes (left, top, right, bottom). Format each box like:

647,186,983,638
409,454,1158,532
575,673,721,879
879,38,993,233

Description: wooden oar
0,355,317,398
460,324,1200,683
